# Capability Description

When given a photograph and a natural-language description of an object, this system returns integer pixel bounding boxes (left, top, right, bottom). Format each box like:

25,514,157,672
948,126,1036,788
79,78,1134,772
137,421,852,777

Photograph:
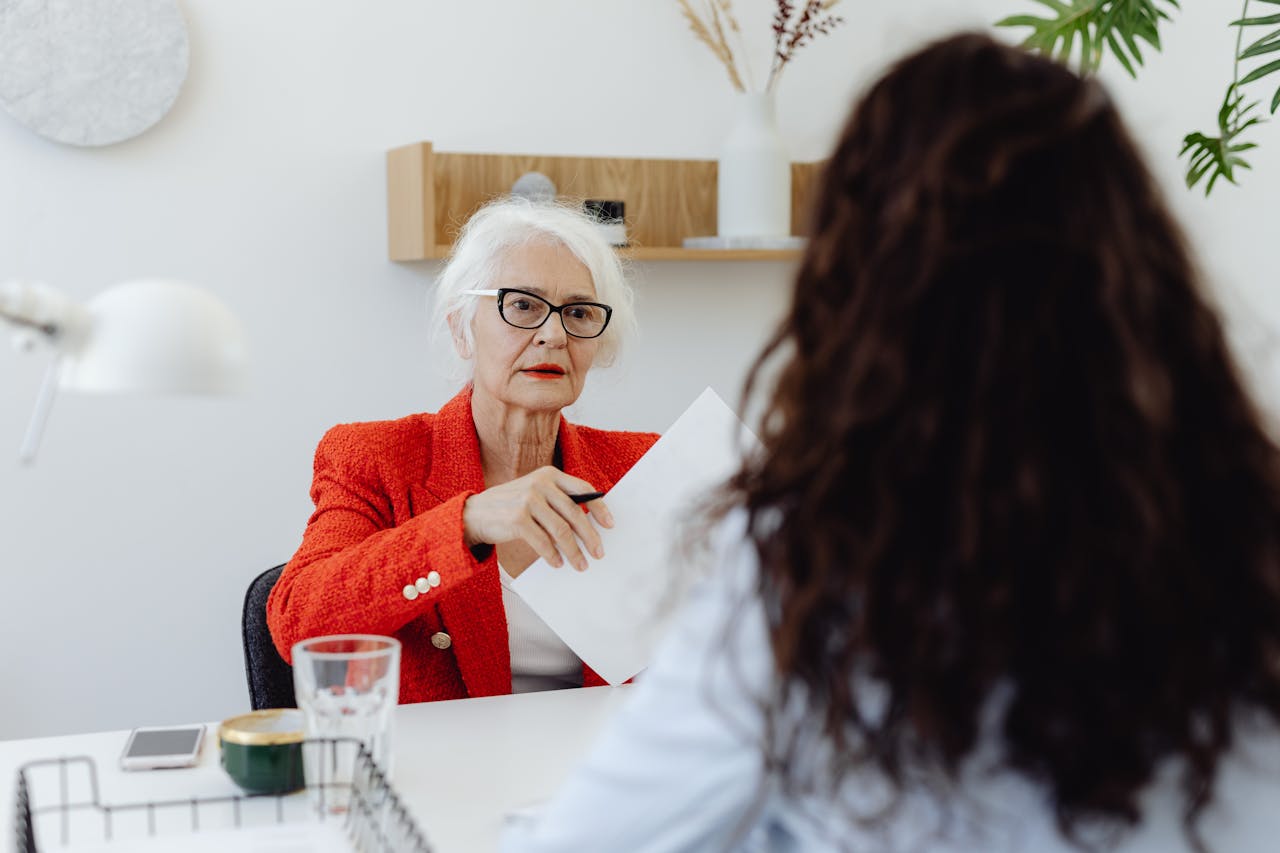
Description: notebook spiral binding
13,738,432,852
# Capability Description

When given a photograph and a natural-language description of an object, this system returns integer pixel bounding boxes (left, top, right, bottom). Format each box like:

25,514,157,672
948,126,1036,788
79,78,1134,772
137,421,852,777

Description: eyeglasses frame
462,288,613,340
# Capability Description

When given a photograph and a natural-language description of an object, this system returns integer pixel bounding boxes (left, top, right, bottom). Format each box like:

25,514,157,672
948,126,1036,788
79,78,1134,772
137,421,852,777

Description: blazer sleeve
500,512,775,852
266,423,487,663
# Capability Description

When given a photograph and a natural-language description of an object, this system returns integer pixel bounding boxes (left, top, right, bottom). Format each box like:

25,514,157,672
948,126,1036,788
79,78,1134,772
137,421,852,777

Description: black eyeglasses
463,288,613,339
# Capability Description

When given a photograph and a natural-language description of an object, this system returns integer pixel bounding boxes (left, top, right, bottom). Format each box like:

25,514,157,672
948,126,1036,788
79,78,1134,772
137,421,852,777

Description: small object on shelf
511,171,557,204
219,708,306,794
583,200,628,247
682,235,806,251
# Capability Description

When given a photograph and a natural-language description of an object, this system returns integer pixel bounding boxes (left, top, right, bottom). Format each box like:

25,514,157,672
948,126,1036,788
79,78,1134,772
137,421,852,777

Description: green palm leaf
996,0,1179,76
998,0,1272,194
1179,86,1263,194
1099,0,1178,75
1232,12,1280,113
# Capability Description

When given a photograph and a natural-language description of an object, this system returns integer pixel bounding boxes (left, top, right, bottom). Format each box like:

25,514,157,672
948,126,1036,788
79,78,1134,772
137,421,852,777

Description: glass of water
292,634,401,813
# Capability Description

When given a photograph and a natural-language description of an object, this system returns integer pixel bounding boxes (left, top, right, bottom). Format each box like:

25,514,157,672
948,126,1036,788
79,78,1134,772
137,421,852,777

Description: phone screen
126,728,202,757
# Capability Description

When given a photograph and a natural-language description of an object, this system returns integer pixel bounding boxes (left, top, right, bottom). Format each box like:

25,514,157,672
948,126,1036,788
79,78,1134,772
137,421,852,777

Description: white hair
429,197,636,380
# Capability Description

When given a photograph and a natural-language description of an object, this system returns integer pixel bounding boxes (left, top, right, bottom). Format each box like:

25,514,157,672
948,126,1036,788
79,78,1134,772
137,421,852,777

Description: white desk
0,685,631,853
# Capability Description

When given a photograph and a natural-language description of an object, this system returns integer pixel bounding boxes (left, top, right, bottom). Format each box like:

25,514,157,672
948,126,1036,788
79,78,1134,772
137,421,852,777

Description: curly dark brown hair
728,32,1280,848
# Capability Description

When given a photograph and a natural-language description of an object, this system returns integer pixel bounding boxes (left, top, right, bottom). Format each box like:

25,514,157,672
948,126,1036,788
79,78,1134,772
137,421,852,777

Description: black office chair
241,563,297,709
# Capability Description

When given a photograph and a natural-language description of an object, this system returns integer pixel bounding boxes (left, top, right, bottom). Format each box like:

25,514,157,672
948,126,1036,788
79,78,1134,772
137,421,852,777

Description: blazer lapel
420,385,486,504
557,417,610,493
419,386,512,697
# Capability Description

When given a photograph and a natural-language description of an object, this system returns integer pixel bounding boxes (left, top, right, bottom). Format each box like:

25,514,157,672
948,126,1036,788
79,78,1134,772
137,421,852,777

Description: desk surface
0,685,630,853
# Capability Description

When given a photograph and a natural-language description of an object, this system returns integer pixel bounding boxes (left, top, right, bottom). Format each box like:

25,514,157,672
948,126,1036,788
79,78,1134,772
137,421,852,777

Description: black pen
569,491,606,504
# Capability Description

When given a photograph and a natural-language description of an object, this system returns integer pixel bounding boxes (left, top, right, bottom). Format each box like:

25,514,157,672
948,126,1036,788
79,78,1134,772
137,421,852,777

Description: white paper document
512,387,758,684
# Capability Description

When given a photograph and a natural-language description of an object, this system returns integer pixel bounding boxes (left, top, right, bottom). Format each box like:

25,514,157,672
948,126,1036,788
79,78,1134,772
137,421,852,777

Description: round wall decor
0,0,189,147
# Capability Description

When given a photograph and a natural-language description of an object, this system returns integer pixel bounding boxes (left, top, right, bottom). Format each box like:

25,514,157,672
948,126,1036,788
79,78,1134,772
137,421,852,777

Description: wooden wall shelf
386,142,820,262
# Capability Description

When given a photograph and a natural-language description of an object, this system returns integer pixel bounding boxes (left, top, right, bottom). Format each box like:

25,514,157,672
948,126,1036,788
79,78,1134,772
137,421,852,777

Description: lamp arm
18,356,61,465
2,281,90,465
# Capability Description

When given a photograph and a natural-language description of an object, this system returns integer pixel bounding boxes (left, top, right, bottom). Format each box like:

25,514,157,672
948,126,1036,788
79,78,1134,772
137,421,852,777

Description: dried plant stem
767,0,844,92
675,0,842,94
714,0,757,92
678,0,745,91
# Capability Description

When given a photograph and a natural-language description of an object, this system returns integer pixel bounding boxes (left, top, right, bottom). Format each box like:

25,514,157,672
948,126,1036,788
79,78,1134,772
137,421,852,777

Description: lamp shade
58,279,248,394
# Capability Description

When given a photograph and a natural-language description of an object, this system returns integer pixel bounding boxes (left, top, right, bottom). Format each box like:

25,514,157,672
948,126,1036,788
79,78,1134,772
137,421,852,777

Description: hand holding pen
461,467,611,571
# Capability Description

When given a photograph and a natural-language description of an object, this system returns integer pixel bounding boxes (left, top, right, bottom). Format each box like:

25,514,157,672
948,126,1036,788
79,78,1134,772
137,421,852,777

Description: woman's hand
462,467,614,571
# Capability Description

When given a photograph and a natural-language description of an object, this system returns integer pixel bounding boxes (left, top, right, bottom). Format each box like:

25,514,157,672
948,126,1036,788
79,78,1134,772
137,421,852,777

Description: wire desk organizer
14,738,432,852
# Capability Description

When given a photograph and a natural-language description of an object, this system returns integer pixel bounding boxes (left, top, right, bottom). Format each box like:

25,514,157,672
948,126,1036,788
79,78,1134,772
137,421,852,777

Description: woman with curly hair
496,29,1280,845
502,32,1280,853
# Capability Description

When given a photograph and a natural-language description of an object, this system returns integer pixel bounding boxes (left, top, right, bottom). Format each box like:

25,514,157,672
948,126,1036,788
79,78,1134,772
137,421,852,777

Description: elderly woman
268,199,658,702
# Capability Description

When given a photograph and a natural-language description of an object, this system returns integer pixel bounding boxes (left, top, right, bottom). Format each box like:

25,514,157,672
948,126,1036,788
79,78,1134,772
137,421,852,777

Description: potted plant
998,0,1280,194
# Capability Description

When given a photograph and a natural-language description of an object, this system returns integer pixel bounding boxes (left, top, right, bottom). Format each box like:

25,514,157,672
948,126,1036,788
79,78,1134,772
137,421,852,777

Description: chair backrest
241,563,297,709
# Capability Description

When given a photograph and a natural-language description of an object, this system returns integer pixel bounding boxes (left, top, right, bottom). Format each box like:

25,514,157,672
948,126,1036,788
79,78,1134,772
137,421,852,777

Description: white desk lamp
0,279,248,464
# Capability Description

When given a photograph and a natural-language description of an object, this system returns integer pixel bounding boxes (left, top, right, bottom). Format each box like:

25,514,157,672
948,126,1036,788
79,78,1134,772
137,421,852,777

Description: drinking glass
292,634,401,813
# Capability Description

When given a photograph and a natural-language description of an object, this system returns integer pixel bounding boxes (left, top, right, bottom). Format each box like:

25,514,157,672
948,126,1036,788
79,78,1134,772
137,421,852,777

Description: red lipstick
522,363,566,379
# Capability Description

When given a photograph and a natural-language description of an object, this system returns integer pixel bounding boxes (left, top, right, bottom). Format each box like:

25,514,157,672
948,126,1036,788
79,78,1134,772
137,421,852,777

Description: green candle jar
218,708,306,794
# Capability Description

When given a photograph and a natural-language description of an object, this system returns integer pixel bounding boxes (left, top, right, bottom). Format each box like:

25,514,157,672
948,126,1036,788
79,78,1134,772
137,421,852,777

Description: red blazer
267,386,659,704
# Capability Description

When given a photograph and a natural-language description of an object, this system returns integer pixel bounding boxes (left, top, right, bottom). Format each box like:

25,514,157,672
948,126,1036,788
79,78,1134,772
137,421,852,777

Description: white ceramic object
59,279,249,394
716,92,792,239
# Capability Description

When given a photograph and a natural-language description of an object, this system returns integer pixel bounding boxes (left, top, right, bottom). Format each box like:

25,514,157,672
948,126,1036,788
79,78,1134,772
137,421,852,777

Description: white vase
717,92,791,239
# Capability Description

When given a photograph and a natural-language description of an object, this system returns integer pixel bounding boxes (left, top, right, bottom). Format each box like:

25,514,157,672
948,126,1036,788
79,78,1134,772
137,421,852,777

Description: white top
501,512,1280,852
499,563,582,693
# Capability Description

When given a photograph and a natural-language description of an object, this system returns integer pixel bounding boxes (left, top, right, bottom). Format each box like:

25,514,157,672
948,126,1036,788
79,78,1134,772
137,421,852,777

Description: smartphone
119,725,206,770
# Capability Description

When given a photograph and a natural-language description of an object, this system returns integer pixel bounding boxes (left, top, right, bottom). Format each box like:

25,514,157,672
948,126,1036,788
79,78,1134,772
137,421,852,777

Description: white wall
0,1,1275,739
